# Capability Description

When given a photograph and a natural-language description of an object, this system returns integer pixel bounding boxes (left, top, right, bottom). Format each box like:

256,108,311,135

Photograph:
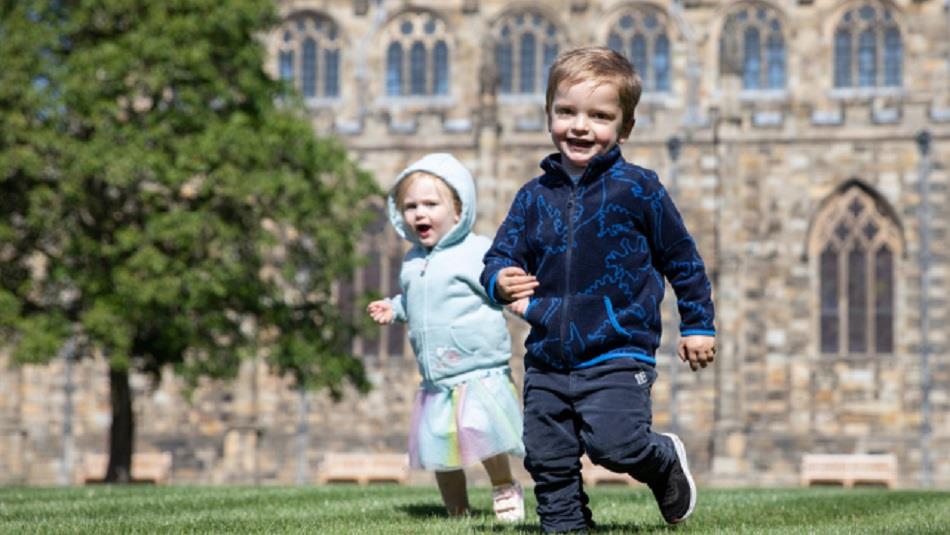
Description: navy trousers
523,357,676,533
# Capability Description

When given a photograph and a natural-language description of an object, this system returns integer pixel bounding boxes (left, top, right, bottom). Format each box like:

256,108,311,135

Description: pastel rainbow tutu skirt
408,368,525,471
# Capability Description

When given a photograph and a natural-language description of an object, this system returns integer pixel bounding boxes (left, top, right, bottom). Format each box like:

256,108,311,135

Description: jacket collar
539,144,623,187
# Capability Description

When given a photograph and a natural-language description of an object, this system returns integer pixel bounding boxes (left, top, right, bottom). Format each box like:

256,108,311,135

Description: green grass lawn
1,485,948,534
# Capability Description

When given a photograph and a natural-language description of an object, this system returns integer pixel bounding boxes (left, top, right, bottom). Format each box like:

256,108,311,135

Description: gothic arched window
833,3,902,88
493,10,562,95
383,12,451,97
277,12,341,99
721,5,786,90
339,210,407,362
811,184,901,356
606,7,671,92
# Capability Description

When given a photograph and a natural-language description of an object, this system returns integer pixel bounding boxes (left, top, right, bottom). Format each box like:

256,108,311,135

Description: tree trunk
105,367,134,483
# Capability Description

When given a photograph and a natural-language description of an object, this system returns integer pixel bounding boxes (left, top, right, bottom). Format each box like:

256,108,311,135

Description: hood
387,153,477,250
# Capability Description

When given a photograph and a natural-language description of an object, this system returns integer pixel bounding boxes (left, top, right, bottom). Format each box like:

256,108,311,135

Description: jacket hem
420,365,512,391
573,351,657,369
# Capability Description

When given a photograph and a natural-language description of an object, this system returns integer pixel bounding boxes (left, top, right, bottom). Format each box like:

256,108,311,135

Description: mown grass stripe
0,485,947,534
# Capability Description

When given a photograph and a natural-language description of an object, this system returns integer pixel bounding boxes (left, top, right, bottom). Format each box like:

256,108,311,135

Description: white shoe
492,481,525,522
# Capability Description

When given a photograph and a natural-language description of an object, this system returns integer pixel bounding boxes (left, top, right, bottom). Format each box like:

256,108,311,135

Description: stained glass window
835,29,853,87
820,246,840,354
386,253,406,358
874,246,894,353
493,10,561,95
847,245,868,352
833,3,902,88
350,211,408,361
276,12,341,99
386,43,403,96
813,185,901,356
721,5,785,90
607,7,671,92
363,248,382,357
384,12,452,97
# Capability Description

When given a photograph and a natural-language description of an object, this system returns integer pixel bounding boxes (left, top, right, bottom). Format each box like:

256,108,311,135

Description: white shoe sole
493,482,525,522
662,432,696,523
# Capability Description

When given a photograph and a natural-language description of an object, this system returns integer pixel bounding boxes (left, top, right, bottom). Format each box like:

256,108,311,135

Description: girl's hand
507,297,530,317
367,300,394,325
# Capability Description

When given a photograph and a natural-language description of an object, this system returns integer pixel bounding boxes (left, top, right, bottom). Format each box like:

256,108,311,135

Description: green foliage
0,1,59,335
0,1,377,395
10,313,70,364
0,486,949,534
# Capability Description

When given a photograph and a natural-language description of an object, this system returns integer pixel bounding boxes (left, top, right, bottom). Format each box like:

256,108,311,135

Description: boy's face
400,174,460,248
548,79,630,177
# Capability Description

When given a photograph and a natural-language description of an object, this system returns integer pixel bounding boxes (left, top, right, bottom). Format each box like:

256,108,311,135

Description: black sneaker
649,433,696,524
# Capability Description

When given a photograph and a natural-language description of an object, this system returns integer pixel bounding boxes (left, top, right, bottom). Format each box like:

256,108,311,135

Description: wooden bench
80,452,173,484
800,453,897,489
318,452,409,485
581,455,636,487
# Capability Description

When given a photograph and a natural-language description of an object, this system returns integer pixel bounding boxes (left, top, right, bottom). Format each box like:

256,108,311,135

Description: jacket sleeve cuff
680,329,715,337
387,295,407,323
486,271,502,305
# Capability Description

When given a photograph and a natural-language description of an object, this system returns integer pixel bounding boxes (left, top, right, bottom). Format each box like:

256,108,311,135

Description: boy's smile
548,79,631,177
400,175,460,248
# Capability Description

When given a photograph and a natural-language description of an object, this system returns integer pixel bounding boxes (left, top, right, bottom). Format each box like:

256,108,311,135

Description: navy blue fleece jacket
480,145,715,370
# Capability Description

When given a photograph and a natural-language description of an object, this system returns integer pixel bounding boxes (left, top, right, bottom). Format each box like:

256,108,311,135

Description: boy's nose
571,115,589,131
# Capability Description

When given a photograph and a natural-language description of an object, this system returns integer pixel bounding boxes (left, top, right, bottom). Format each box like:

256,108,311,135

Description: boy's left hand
677,335,716,371
507,297,530,317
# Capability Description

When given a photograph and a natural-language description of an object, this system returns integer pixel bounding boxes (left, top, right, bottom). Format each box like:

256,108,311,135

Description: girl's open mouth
415,223,432,237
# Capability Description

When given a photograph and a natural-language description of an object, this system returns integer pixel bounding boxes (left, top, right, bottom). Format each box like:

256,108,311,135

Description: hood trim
387,153,477,250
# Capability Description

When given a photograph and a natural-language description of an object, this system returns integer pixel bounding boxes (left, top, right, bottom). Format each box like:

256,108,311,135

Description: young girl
366,153,525,521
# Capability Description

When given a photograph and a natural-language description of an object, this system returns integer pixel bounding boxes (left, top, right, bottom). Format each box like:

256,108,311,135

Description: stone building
1,0,948,488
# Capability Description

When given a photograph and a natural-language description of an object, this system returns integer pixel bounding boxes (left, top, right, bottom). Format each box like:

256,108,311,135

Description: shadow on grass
398,503,492,519
396,494,670,532
470,521,660,533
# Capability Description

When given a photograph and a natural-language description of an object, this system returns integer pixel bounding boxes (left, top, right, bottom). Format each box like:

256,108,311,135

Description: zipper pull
420,258,429,277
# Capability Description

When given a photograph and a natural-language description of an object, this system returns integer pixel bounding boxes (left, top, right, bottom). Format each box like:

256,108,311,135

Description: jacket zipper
560,185,577,366
420,252,431,380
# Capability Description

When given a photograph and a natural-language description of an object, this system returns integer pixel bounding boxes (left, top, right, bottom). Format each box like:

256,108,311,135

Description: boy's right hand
496,267,538,303
367,300,394,325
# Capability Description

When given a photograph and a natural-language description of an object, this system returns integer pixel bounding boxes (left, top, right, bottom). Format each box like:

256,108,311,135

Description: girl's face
400,174,460,248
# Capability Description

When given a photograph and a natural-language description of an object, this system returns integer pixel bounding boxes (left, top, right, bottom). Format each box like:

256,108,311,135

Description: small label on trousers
635,371,648,385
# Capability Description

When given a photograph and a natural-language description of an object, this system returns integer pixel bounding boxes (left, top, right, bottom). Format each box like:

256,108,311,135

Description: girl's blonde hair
393,171,463,215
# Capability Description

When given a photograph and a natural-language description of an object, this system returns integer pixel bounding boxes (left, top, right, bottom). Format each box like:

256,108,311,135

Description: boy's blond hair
545,46,642,134
393,171,463,216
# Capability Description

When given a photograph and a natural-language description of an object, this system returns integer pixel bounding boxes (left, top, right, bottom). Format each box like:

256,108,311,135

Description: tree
0,0,377,482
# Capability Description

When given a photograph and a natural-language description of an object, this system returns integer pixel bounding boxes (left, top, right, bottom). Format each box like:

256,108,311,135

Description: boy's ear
618,119,635,144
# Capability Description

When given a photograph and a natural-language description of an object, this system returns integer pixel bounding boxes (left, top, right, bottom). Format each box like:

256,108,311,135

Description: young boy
479,47,716,533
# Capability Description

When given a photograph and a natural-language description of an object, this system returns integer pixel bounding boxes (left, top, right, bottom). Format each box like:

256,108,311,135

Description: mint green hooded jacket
386,153,512,388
